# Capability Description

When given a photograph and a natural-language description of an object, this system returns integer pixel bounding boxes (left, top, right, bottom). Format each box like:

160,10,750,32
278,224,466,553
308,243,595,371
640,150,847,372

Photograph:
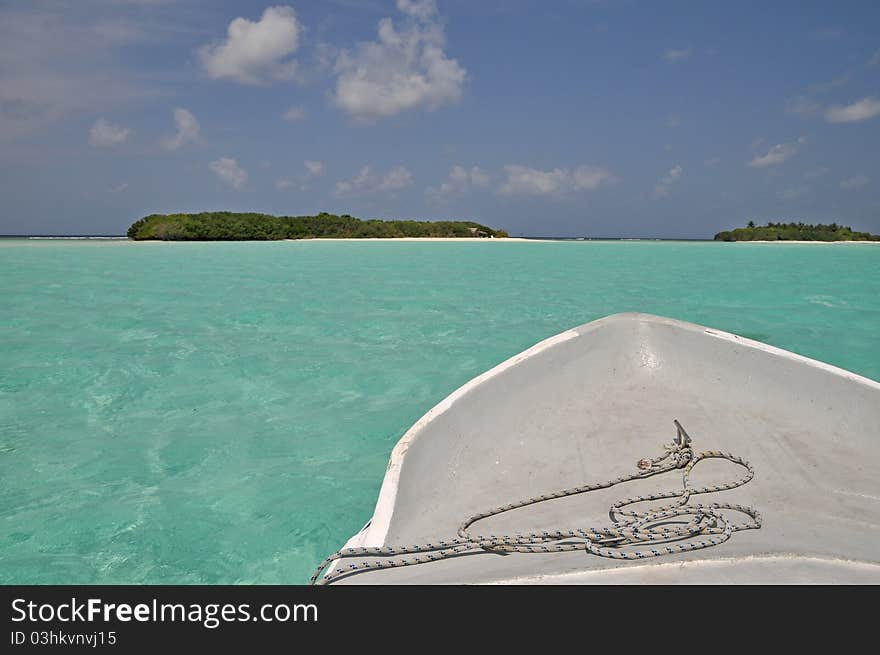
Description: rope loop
310,420,761,584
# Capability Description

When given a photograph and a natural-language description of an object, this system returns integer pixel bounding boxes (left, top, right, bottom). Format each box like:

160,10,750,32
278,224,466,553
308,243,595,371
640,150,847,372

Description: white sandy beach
292,237,546,242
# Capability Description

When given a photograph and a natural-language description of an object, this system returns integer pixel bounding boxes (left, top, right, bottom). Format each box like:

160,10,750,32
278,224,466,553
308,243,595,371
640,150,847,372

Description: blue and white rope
310,420,762,584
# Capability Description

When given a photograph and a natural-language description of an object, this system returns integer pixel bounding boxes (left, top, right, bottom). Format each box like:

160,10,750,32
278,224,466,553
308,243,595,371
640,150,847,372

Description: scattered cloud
871,50,880,66
277,160,325,191
332,0,467,120
654,164,682,197
209,157,247,189
665,115,681,128
777,186,809,200
161,107,199,150
705,156,721,167
825,97,880,123
498,164,615,197
748,138,805,168
109,182,129,194
0,8,161,145
335,165,413,194
397,0,437,21
198,6,302,84
663,48,691,62
377,165,413,191
282,105,307,121
88,118,130,147
426,165,490,200
786,74,849,117
304,160,324,177
840,175,869,190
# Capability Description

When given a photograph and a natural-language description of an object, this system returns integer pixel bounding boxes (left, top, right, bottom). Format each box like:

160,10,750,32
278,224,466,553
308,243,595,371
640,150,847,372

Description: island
127,212,509,240
714,221,880,242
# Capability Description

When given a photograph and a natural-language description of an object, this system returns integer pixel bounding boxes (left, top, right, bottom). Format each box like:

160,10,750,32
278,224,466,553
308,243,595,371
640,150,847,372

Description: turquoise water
1,239,878,584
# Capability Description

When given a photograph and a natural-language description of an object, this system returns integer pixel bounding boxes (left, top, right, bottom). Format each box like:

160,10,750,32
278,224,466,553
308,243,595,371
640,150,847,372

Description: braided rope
310,420,762,584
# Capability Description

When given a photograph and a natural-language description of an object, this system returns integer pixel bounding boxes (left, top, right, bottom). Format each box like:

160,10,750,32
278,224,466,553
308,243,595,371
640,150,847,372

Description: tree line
127,212,509,240
714,220,879,241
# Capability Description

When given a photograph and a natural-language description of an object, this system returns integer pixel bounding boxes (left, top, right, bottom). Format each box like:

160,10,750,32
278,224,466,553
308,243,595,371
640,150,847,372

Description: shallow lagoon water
1,239,878,583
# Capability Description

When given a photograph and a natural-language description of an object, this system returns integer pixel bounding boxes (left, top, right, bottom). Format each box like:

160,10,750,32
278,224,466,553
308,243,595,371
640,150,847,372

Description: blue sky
1,0,878,237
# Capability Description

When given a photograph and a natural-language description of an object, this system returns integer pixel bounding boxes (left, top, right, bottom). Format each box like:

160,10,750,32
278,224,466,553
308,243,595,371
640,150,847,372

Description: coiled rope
311,420,762,584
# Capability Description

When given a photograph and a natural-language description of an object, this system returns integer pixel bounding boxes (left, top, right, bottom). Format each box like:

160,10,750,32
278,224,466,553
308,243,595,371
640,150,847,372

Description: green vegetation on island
714,221,880,242
127,212,509,241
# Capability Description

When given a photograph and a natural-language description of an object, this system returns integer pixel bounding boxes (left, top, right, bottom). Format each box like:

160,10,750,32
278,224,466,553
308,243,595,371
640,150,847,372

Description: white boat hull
323,313,880,584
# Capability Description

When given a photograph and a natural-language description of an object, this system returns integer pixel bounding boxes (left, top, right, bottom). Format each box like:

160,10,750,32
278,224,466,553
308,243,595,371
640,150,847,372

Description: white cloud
426,165,490,200
654,164,682,197
825,97,880,123
705,156,721,167
304,160,324,177
840,175,869,190
748,139,803,168
378,165,413,190
209,157,247,189
777,186,809,200
397,0,438,21
332,0,467,120
469,167,490,188
161,107,199,150
198,6,301,84
277,160,325,191
336,167,372,194
282,105,307,121
663,48,691,62
786,76,849,117
871,50,880,66
335,165,413,194
88,118,130,147
498,164,615,197
571,166,615,191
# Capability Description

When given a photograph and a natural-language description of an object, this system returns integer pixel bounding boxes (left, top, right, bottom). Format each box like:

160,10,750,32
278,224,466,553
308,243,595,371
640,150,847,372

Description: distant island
714,221,880,242
127,212,509,241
